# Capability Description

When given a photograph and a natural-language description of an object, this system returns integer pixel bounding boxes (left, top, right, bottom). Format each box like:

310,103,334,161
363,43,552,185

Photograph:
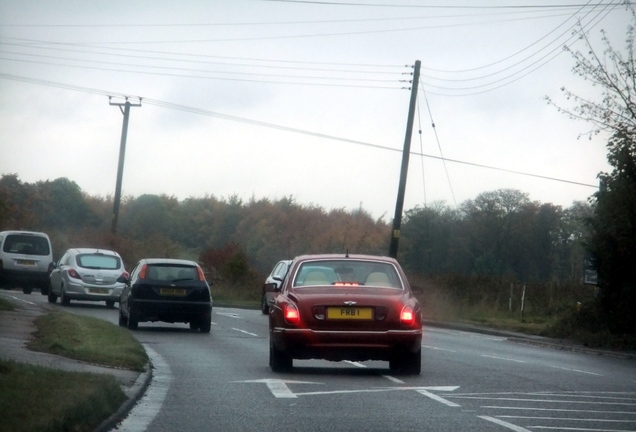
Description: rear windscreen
3,234,50,256
77,254,121,270
293,260,403,289
146,265,198,282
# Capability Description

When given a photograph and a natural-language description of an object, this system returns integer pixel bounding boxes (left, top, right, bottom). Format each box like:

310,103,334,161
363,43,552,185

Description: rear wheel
60,286,70,306
389,348,421,375
189,320,201,331
118,309,128,327
22,286,33,294
127,309,138,330
47,287,57,303
105,300,115,309
261,294,269,315
200,315,211,333
269,341,292,372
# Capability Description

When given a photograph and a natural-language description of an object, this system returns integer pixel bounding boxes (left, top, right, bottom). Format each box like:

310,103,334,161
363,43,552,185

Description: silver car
48,248,128,308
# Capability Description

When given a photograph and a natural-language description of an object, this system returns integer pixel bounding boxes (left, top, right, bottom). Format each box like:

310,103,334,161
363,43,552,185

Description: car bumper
131,299,212,323
64,282,124,302
271,327,422,361
0,269,49,287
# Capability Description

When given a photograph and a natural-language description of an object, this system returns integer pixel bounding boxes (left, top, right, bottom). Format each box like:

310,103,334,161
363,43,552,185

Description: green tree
589,129,636,334
548,5,636,334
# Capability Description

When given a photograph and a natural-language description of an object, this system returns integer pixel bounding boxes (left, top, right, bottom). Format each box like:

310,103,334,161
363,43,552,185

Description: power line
0,72,600,190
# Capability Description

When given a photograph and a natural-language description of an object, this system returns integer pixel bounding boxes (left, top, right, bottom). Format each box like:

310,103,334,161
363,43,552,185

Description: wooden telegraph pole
389,60,421,258
109,96,141,235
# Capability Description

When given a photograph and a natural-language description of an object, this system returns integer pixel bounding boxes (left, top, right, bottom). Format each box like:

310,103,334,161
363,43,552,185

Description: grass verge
28,311,148,371
0,296,14,311
0,360,127,432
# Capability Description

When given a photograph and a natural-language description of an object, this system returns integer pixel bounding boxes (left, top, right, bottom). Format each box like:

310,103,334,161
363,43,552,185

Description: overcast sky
0,1,631,220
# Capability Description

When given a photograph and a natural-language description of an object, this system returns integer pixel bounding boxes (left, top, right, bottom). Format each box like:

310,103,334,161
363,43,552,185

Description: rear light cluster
196,266,206,282
68,268,81,280
139,264,148,279
400,305,416,326
284,303,300,324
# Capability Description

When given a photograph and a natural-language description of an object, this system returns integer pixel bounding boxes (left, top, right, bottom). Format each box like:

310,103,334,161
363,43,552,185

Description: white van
0,230,53,294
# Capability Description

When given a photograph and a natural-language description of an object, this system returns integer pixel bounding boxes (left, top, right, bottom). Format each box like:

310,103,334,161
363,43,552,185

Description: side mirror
116,274,130,284
263,282,280,293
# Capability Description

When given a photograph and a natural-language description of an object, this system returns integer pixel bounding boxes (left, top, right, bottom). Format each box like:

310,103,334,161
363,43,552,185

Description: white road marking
115,346,171,432
382,375,405,384
231,328,258,337
481,354,527,363
234,379,323,399
423,345,457,353
296,386,459,398
497,415,636,423
479,415,532,432
545,365,603,376
482,406,636,415
0,294,35,305
343,361,405,383
215,312,243,319
417,389,462,407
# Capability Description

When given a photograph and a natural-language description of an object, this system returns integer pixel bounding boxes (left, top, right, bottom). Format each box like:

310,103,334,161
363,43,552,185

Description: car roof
68,248,121,256
142,258,199,266
293,254,397,264
0,230,50,237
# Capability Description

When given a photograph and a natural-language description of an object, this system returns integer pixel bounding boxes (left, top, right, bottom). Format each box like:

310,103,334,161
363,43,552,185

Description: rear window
2,234,50,256
146,265,198,282
77,254,121,270
293,260,403,289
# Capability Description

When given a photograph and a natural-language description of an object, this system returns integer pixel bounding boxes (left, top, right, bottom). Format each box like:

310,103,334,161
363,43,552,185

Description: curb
94,360,154,432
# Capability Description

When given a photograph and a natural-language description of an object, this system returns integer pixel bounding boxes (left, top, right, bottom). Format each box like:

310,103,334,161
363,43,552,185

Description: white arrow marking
234,379,323,399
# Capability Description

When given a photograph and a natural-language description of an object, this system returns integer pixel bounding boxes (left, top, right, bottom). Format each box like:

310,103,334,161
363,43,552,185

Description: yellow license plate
327,307,373,320
89,288,109,294
16,259,36,266
160,288,186,296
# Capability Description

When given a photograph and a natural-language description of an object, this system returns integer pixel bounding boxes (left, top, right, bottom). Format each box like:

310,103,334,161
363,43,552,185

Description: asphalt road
17,293,636,432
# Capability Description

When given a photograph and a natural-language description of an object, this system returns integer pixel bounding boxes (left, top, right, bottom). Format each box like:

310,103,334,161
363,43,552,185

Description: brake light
400,305,416,326
68,268,81,280
284,303,300,325
139,264,147,279
196,266,205,282
334,282,359,286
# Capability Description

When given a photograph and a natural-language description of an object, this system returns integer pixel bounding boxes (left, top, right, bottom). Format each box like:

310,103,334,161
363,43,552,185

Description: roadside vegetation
0,298,147,432
29,310,148,371
0,360,125,432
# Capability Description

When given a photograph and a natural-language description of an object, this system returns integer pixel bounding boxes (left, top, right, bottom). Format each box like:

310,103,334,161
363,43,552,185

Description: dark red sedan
268,254,422,374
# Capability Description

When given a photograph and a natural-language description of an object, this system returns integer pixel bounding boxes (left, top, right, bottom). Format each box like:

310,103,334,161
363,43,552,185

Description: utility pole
109,96,141,235
389,60,421,258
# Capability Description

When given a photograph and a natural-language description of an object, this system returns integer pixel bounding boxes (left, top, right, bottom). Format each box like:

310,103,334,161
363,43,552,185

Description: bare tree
546,3,636,138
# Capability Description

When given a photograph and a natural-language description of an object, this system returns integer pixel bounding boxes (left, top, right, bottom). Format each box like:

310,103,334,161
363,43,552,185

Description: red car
268,254,422,374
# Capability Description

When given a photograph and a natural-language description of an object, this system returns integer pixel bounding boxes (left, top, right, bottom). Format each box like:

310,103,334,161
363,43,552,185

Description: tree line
0,173,590,282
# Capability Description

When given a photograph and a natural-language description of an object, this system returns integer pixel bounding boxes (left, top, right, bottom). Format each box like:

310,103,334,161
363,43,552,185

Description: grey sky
0,1,630,219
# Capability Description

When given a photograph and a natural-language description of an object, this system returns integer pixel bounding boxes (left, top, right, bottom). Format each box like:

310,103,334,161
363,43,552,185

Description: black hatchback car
118,258,212,333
